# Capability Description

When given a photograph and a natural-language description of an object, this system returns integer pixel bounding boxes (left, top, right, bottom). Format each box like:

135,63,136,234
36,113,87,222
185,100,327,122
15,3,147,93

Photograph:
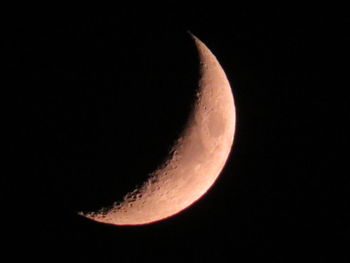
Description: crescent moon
80,34,236,226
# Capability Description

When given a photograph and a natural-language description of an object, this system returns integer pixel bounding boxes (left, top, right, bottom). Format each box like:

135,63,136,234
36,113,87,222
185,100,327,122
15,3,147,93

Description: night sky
6,6,348,262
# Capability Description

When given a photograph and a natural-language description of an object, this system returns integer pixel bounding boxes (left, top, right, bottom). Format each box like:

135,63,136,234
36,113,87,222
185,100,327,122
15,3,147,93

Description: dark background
5,6,349,262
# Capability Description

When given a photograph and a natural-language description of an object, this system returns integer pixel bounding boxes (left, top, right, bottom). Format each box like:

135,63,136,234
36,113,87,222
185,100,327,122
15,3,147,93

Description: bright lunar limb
80,34,236,226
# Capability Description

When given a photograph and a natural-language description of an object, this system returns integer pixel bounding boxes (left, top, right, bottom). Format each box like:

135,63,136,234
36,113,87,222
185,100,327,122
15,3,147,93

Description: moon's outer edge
80,34,236,226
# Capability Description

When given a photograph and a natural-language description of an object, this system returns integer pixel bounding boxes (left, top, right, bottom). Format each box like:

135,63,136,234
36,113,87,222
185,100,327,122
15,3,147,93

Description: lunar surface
80,34,236,226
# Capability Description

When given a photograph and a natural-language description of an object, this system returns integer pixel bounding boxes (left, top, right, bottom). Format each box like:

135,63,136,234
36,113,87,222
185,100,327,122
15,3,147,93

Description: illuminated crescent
80,34,236,226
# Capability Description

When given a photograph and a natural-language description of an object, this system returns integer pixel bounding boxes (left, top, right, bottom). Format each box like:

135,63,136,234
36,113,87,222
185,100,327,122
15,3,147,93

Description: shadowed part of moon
80,34,236,226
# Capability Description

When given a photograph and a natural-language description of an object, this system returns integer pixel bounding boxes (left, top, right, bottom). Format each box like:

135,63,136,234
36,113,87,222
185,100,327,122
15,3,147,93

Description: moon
80,34,236,226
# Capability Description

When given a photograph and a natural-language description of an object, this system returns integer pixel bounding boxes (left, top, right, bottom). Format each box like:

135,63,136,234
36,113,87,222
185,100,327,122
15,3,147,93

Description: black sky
5,7,349,262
